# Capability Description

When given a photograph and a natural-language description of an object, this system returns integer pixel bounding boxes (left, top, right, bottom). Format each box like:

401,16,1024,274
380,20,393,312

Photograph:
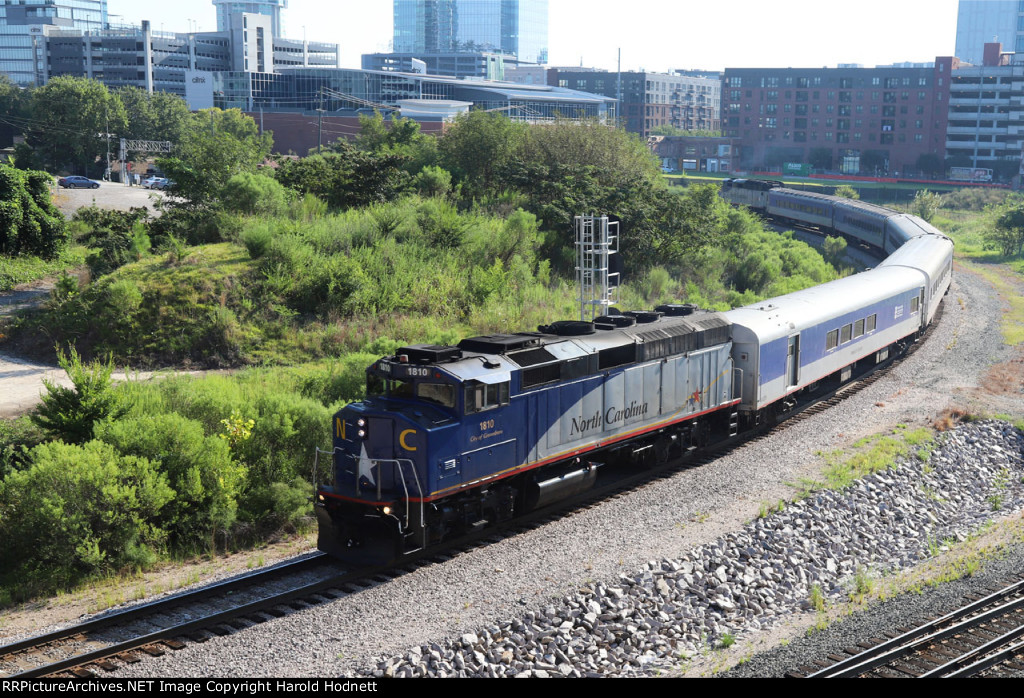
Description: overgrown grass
6,196,841,369
791,426,937,498
0,245,86,292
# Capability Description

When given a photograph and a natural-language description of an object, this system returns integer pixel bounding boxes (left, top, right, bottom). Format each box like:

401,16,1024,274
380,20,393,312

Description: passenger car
57,176,100,189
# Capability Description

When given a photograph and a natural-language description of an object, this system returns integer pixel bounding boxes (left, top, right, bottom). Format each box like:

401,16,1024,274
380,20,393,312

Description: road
0,183,185,418
51,180,165,218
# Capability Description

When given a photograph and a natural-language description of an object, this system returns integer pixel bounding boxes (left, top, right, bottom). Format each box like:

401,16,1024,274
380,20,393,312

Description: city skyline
106,0,962,74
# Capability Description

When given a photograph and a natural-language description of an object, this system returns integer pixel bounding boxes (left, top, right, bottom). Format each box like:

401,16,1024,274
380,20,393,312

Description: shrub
834,184,860,200
910,190,941,223
0,164,68,258
31,347,125,444
0,440,173,580
222,172,291,217
95,413,244,551
417,198,467,248
414,165,453,198
241,222,274,259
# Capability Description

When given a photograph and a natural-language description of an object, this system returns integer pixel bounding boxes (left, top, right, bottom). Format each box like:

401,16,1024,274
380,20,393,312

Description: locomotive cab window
367,376,414,399
417,382,456,409
464,380,510,414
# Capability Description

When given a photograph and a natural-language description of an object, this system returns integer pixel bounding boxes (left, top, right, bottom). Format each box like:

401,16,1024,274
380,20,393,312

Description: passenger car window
826,329,839,351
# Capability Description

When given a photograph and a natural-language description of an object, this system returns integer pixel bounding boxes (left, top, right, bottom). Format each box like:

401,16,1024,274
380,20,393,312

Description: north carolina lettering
570,401,650,436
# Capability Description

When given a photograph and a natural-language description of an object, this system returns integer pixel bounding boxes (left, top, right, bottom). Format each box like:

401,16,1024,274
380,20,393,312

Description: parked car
155,179,174,191
142,176,167,189
58,176,100,189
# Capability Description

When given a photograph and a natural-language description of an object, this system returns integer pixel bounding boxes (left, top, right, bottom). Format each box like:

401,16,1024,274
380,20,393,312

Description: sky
107,0,962,73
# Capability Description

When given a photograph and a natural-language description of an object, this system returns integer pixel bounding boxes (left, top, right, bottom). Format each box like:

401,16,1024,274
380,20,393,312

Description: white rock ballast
357,420,1024,678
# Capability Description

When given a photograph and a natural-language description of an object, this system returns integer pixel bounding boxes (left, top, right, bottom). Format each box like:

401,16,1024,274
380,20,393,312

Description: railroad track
0,553,365,679
793,576,1024,678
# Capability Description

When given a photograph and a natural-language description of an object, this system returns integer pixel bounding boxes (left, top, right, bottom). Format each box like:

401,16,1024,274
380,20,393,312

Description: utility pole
616,48,622,129
317,88,325,153
104,109,111,181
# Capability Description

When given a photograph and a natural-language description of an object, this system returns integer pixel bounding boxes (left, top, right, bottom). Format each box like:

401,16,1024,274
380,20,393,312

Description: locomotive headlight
358,429,367,439
382,506,392,515
357,418,366,428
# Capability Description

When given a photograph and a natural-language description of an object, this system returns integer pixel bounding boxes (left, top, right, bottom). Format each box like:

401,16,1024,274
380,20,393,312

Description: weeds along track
796,574,1024,678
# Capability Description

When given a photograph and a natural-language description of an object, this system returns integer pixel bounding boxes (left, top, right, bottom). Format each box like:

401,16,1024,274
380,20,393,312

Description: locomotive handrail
352,456,425,532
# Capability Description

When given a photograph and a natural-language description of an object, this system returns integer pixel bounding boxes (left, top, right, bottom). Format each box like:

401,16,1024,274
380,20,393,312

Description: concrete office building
214,0,287,38
945,43,1024,176
46,11,337,107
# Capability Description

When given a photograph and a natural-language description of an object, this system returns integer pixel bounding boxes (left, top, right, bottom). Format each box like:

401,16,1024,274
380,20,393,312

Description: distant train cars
314,182,953,565
720,180,945,255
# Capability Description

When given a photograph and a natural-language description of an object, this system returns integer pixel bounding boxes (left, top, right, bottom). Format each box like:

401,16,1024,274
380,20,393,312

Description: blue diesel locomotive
316,309,739,564
315,184,953,565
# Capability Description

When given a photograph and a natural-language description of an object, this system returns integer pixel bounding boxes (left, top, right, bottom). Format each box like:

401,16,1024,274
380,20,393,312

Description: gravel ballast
356,420,1024,677
99,266,1024,679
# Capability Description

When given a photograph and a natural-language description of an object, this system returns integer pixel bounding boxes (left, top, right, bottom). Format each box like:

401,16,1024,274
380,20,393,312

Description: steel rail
805,578,1024,678
9,565,381,678
0,553,328,665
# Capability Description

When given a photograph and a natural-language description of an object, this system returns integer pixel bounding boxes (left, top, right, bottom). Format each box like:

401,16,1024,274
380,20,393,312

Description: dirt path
0,280,215,417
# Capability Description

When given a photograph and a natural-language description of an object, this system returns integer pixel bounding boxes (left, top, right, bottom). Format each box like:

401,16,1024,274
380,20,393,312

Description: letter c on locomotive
399,429,418,451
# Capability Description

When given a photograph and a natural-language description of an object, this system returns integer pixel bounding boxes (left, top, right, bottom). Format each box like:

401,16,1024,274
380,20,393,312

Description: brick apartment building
722,60,954,175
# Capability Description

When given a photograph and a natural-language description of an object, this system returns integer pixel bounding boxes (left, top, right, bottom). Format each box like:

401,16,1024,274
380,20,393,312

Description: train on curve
314,181,953,565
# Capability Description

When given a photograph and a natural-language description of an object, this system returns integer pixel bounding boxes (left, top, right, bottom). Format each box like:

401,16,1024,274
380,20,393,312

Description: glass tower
0,0,107,85
955,0,1018,64
213,0,287,38
393,0,548,64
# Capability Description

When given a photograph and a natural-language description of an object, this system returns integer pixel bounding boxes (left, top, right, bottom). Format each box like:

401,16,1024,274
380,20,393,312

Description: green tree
0,163,68,258
353,110,438,174
31,347,125,444
275,142,410,210
158,108,273,208
117,87,191,151
439,110,526,196
516,118,661,190
0,74,28,148
26,76,127,174
987,194,1024,256
910,189,941,223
